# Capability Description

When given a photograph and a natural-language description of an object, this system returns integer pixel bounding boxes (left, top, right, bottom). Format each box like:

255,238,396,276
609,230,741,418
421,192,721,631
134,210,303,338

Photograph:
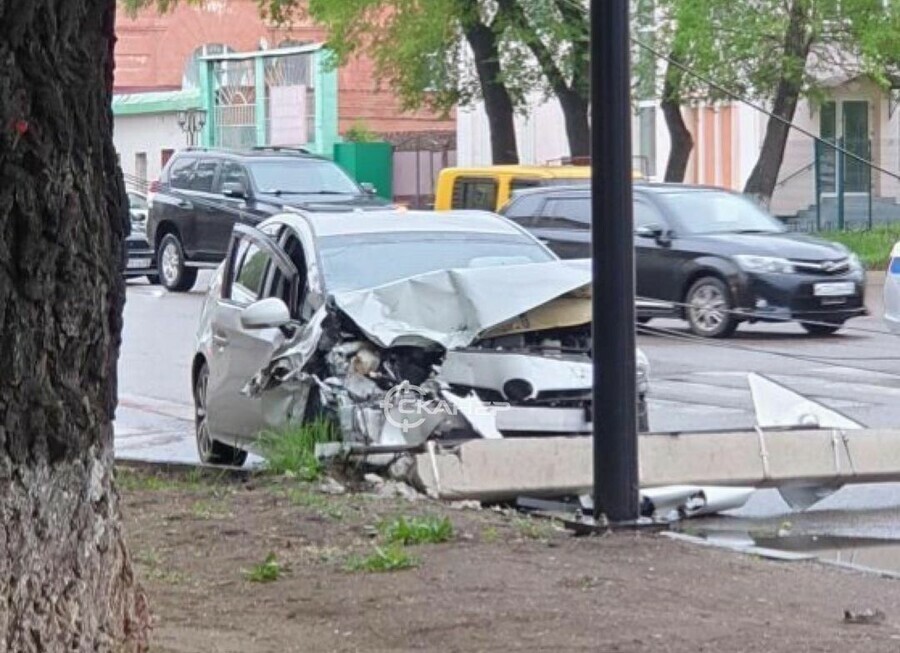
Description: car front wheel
194,361,248,467
801,321,843,336
685,277,738,338
158,233,198,292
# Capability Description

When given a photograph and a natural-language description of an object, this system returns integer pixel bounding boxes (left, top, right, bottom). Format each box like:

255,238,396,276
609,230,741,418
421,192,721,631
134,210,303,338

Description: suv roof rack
249,146,312,155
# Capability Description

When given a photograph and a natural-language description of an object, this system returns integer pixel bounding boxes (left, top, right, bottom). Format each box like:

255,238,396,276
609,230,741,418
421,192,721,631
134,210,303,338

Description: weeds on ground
821,226,900,270
512,516,556,541
245,552,282,583
116,468,211,492
346,545,419,573
481,526,500,543
257,419,337,481
379,515,454,546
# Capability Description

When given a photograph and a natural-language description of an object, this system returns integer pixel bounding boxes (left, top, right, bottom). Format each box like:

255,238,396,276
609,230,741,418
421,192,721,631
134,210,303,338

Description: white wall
457,93,571,166
114,112,187,190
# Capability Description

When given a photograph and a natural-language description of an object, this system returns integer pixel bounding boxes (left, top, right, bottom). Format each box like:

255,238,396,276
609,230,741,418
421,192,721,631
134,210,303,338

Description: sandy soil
119,467,900,653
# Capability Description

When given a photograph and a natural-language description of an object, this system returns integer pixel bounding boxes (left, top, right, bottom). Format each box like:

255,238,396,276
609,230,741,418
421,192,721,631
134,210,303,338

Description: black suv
147,147,387,291
501,183,866,337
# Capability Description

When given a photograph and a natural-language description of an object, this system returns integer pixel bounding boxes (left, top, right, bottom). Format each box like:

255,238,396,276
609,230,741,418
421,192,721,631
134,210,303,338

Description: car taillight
148,179,161,193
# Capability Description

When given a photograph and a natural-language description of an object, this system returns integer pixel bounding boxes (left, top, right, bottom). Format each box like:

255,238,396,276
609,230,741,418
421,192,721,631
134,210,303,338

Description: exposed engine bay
244,261,650,455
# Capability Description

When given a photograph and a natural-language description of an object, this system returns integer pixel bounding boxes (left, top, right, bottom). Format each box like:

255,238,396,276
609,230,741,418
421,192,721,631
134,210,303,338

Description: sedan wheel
194,361,248,467
686,277,738,338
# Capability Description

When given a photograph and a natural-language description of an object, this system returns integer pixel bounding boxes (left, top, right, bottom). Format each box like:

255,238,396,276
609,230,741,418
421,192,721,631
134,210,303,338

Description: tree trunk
558,90,591,159
463,19,519,164
661,57,693,182
0,2,149,651
743,0,812,204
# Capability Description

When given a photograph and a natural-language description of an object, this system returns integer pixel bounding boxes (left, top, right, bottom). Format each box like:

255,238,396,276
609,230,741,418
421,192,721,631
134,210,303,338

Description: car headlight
848,252,864,271
734,254,795,274
635,349,650,393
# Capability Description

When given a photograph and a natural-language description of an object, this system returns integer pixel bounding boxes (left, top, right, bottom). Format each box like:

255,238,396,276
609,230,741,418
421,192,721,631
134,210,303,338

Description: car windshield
247,160,361,195
319,232,555,292
659,191,786,235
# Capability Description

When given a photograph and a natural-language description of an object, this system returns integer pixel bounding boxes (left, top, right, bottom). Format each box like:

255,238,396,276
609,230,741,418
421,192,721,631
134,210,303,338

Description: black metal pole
591,0,639,522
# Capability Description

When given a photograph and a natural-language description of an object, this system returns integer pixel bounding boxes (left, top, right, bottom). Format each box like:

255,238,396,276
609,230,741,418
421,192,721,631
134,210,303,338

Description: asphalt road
116,272,900,539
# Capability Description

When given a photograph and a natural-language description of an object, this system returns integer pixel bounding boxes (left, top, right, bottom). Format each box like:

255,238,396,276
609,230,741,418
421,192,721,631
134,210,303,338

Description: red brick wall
115,0,454,135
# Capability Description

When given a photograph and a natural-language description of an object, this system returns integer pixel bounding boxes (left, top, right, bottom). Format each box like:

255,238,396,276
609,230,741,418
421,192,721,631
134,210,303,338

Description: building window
135,152,148,187
183,43,236,88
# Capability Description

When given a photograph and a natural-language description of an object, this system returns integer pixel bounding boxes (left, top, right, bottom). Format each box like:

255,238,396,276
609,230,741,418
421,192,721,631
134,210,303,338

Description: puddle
678,529,900,577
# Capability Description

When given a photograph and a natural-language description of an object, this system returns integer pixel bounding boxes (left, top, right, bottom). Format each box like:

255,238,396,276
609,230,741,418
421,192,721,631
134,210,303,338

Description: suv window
190,159,220,193
229,239,271,305
452,177,497,211
217,161,251,193
540,196,591,229
168,157,196,190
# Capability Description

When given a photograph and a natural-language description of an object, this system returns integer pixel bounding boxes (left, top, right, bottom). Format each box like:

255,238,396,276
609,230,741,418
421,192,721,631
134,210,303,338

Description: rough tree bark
462,5,519,164
0,2,150,650
743,0,813,204
661,55,693,182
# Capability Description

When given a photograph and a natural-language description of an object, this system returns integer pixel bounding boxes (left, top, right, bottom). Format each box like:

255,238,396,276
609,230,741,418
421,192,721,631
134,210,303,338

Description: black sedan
125,191,158,283
501,183,866,337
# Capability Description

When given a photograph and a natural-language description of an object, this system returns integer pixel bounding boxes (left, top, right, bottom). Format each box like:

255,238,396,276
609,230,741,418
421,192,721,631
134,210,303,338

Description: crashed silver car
192,210,651,465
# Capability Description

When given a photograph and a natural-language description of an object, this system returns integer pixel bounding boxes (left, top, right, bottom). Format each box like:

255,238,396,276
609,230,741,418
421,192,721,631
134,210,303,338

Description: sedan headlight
734,254,795,274
848,252,864,272
635,348,650,394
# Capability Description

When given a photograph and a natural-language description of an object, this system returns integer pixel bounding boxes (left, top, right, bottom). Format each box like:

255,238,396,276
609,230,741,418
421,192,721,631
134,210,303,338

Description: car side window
217,161,250,193
452,177,498,211
190,159,220,193
168,158,196,190
502,194,543,227
538,197,591,229
634,198,666,231
229,239,271,306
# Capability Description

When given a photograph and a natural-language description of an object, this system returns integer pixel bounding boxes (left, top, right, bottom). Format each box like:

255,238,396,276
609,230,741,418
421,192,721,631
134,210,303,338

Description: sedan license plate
127,257,151,270
813,281,855,297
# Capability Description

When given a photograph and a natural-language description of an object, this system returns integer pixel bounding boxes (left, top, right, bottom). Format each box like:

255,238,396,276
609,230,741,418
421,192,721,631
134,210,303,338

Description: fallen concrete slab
412,428,900,502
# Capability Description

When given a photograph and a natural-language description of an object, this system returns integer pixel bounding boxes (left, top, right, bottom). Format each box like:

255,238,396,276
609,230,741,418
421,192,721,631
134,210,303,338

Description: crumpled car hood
331,259,593,349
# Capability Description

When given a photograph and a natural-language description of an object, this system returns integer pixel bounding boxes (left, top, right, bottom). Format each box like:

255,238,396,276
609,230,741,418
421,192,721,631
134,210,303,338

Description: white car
885,241,900,333
192,209,651,465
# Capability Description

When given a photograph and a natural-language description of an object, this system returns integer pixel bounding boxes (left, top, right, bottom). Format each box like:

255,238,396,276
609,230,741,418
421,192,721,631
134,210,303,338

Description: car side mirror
240,297,291,330
360,182,377,196
636,224,671,244
223,182,248,199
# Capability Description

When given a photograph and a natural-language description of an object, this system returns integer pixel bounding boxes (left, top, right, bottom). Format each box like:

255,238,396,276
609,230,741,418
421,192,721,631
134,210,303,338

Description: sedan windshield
659,191,786,235
248,160,362,195
319,232,555,292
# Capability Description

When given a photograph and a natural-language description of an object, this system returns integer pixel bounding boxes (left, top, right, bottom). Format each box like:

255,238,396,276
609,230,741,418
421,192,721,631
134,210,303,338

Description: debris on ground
844,608,886,625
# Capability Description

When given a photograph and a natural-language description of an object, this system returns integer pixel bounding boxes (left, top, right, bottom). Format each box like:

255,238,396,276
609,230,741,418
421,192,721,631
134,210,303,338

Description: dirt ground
119,466,900,653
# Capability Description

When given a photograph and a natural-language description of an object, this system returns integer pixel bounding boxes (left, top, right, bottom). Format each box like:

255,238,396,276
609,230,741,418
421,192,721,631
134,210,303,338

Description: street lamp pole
177,109,207,147
590,0,640,522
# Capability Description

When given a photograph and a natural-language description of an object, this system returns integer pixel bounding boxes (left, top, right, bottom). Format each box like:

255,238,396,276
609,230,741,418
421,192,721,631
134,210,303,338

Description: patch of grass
117,468,195,492
820,226,900,270
257,419,338,481
379,515,454,546
244,552,282,583
346,545,419,573
191,499,230,520
512,516,556,541
481,526,500,543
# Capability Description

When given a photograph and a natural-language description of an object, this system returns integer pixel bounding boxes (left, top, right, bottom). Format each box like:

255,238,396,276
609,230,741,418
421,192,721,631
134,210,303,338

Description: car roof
442,165,592,178
174,147,324,162
509,181,733,199
271,209,529,239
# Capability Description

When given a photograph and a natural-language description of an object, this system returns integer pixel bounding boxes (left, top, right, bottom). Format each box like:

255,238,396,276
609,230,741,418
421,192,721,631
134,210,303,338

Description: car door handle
177,200,193,209
212,332,229,347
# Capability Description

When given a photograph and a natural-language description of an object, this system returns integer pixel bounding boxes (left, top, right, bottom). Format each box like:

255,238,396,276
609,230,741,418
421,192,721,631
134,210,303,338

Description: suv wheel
685,277,738,338
194,362,248,467
158,233,198,292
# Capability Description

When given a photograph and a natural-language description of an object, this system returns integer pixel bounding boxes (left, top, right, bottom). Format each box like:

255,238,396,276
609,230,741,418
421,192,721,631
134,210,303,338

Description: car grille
789,258,850,275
